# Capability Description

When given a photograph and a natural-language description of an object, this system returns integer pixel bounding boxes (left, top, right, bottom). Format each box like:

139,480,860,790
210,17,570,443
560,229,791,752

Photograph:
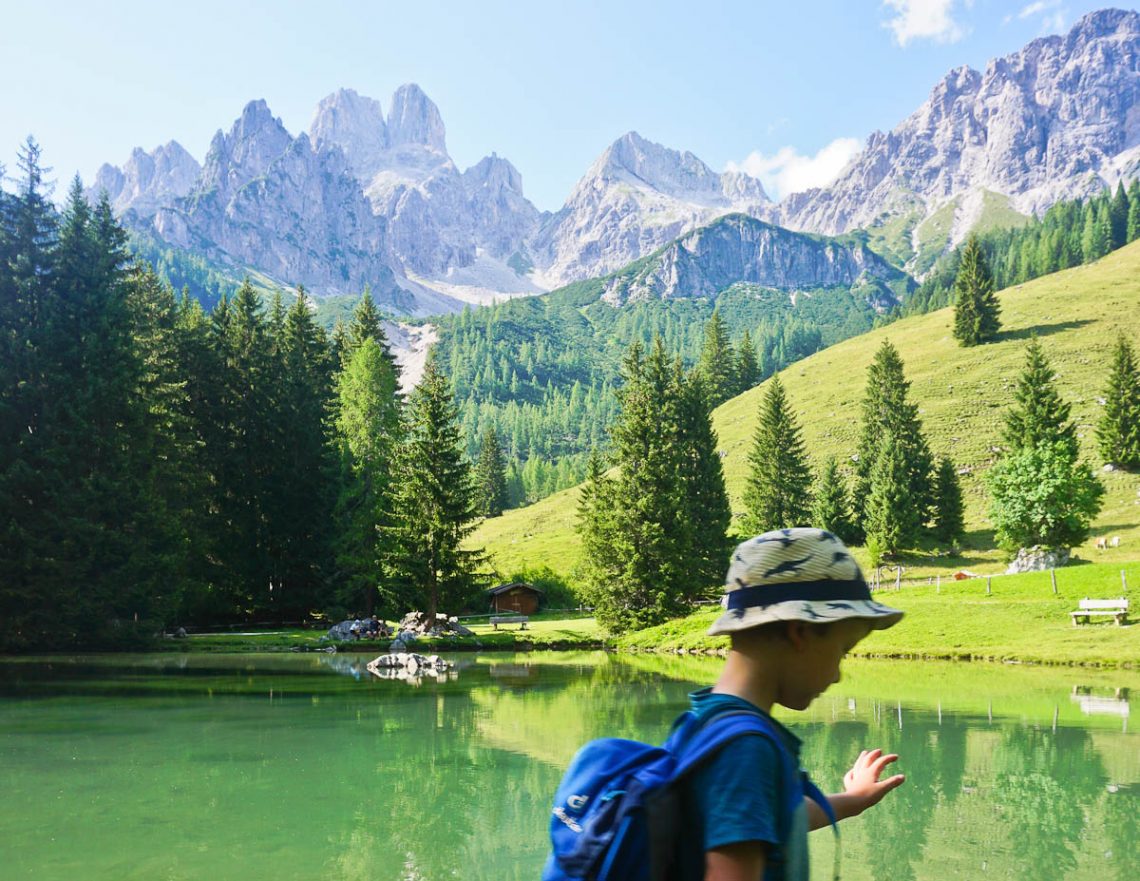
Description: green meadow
471,239,1140,587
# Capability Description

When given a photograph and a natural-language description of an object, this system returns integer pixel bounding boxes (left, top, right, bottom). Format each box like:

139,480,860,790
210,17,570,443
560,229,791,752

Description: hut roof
487,582,543,597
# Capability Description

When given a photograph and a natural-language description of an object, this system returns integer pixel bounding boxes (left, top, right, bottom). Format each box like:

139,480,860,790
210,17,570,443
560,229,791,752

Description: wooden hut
487,582,543,615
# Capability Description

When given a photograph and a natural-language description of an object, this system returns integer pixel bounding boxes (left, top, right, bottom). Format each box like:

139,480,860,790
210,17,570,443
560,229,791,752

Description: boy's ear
784,620,812,651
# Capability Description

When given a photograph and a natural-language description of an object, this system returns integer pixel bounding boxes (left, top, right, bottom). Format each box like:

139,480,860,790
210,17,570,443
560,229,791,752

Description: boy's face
781,618,873,711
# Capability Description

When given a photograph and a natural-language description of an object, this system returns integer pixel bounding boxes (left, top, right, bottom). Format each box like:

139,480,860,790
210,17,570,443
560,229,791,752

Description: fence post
1050,568,1057,595
986,576,992,596
896,568,901,591
1123,570,1128,592
936,574,941,594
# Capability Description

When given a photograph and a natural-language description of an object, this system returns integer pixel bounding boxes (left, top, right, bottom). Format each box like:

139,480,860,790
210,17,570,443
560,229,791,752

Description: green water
1,653,1136,881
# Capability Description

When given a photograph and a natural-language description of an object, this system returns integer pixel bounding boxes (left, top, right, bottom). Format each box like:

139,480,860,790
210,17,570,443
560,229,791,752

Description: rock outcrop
152,103,404,304
531,131,771,287
89,141,200,218
597,214,907,307
781,9,1140,245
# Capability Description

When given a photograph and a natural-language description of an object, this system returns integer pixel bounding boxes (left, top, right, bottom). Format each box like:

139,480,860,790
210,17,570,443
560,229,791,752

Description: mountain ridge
90,9,1140,311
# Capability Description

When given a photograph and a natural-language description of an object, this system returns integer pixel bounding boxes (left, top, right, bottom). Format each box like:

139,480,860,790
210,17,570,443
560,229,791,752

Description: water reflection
0,654,1137,881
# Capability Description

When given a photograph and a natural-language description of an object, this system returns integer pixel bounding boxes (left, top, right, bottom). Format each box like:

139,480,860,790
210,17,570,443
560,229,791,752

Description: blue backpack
542,709,837,881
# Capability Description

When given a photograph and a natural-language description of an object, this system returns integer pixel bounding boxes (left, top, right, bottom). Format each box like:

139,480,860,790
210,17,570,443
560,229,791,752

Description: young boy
680,528,907,881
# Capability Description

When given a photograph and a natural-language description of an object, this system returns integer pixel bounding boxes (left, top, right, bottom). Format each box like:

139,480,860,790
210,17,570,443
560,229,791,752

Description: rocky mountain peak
387,84,447,153
198,100,293,199
88,140,200,217
780,8,1140,253
590,130,723,201
309,88,389,178
463,153,524,195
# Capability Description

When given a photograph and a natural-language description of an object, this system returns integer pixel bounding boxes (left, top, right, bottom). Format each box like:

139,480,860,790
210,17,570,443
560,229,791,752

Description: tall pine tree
864,433,917,557
1097,334,1140,470
1003,337,1078,461
855,340,935,529
380,355,486,624
331,337,401,616
810,457,857,544
952,235,1001,346
696,307,736,408
932,456,965,544
733,329,761,395
475,427,509,517
577,337,728,633
674,362,732,588
743,374,813,533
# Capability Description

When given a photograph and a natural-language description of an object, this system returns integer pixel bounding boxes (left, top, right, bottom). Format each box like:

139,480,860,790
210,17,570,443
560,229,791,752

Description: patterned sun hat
709,528,904,636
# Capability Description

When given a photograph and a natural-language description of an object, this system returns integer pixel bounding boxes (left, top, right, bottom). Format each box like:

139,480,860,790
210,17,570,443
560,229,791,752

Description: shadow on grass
997,319,1094,343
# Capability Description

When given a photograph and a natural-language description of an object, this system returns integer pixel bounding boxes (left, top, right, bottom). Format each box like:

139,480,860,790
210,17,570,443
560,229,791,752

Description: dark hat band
726,578,872,610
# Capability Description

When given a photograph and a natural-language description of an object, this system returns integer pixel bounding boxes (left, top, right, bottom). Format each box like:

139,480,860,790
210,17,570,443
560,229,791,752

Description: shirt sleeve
691,733,783,852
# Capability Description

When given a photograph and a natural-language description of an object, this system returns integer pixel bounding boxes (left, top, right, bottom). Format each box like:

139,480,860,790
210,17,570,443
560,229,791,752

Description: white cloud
726,138,863,200
882,0,970,47
1017,1,1052,18
1008,1,1067,34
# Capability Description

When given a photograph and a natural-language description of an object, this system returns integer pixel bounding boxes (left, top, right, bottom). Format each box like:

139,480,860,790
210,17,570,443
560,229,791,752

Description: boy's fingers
871,753,900,775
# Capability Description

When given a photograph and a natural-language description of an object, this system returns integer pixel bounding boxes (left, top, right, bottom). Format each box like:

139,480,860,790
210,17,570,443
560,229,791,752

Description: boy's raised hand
841,748,905,812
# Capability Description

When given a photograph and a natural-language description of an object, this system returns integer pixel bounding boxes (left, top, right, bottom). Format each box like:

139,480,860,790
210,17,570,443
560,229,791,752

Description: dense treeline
436,282,881,507
0,143,484,650
906,181,1140,316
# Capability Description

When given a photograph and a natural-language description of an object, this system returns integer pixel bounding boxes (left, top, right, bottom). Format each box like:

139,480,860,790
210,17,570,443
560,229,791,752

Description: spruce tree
577,447,618,594
674,363,732,588
576,337,727,633
267,288,335,616
1110,182,1129,250
743,374,812,533
932,456,965,544
1097,334,1140,469
864,433,917,557
855,340,935,527
1127,180,1140,243
810,456,857,544
210,278,276,615
1080,204,1100,262
345,286,399,377
952,235,1001,346
475,427,509,517
592,338,690,632
380,355,486,624
1003,338,1078,460
332,337,401,616
696,307,736,407
733,329,761,395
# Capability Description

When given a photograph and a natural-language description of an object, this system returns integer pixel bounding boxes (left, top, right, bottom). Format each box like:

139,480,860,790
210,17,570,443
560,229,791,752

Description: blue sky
0,1,1126,210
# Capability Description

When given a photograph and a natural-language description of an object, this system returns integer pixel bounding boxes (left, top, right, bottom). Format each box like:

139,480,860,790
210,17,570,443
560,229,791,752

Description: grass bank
168,612,605,653
165,563,1140,665
616,561,1140,666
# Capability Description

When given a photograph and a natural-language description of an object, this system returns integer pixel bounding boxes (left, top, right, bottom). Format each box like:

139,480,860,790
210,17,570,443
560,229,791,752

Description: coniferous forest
0,142,486,650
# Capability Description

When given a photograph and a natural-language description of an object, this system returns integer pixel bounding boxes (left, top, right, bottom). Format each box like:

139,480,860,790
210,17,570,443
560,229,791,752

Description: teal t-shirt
675,688,809,881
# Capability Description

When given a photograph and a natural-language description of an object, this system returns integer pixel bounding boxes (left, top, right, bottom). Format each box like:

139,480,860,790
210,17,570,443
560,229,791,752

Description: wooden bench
1070,598,1129,626
490,615,529,630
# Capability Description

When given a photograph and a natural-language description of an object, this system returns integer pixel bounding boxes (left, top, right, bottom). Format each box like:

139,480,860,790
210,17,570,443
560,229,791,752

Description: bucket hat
709,528,904,636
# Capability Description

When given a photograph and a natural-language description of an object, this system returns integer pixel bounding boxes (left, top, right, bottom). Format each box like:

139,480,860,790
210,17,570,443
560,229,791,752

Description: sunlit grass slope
471,242,1140,583
615,562,1140,666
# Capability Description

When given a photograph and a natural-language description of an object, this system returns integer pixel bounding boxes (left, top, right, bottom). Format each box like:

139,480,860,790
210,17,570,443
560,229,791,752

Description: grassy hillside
615,562,1140,666
471,240,1140,583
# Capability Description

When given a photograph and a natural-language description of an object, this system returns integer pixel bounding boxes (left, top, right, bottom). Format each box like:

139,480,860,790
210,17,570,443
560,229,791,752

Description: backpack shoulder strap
671,709,787,778
672,710,840,832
